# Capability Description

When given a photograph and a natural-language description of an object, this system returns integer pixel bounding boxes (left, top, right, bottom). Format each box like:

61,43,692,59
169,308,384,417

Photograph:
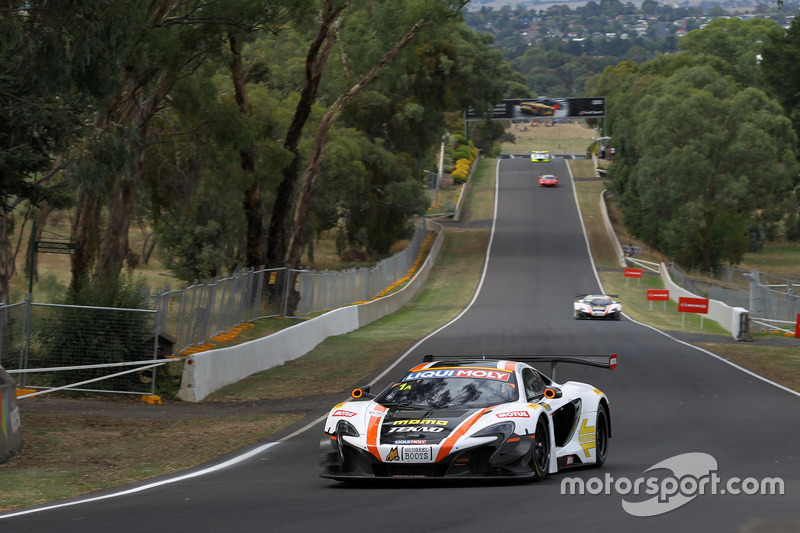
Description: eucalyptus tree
614,65,797,271
68,0,306,292
0,0,136,303
677,17,783,88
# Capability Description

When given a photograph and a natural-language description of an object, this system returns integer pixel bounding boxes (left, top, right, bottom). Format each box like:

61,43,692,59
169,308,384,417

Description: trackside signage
678,297,709,314
647,289,669,301
624,268,643,278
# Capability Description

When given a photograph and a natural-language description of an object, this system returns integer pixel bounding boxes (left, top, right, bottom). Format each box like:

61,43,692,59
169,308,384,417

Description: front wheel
530,417,550,481
593,406,610,468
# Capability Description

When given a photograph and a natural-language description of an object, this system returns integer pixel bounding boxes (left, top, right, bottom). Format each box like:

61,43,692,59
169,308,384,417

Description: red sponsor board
624,268,643,278
647,289,669,301
795,314,800,339
608,354,618,370
678,297,709,314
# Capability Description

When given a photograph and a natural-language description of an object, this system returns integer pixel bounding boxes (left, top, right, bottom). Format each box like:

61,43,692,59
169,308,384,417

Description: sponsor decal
395,440,427,445
592,388,604,396
332,409,357,418
332,401,347,409
392,419,448,426
369,404,388,418
386,448,400,462
388,426,445,433
496,411,530,419
578,419,596,458
402,369,511,381
566,456,575,466
527,403,541,410
401,446,433,462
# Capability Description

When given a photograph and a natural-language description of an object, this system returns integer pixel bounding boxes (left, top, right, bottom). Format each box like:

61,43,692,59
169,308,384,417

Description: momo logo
387,426,445,433
392,419,447,426
386,447,400,462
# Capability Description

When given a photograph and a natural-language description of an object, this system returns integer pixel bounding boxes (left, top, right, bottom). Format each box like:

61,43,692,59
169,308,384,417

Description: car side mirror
351,386,375,399
544,387,562,399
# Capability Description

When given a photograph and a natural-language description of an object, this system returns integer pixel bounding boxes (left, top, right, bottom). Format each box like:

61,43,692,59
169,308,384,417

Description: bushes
450,137,478,185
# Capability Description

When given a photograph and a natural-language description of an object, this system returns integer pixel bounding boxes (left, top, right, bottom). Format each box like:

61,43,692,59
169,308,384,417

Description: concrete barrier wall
659,262,746,340
178,221,445,402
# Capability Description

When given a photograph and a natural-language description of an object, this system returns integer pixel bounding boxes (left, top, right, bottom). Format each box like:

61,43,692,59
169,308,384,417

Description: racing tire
613,312,621,321
593,406,610,468
530,417,550,481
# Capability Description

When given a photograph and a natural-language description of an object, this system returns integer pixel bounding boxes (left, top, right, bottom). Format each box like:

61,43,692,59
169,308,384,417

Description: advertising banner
624,268,643,278
678,297,709,314
647,289,669,301
465,97,605,121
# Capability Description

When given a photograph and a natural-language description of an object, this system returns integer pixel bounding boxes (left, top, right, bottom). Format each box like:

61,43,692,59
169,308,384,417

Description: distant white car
574,294,622,320
531,150,550,162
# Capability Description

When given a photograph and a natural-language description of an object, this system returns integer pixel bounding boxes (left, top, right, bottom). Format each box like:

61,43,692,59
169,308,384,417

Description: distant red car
538,174,558,187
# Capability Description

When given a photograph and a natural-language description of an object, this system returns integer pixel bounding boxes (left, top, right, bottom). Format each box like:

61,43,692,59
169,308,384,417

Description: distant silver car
574,294,622,320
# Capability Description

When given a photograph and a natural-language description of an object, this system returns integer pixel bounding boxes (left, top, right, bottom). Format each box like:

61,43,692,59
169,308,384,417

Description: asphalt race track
2,157,799,532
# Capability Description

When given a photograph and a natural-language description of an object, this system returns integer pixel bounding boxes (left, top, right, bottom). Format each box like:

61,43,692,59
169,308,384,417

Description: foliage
34,274,152,388
606,35,799,271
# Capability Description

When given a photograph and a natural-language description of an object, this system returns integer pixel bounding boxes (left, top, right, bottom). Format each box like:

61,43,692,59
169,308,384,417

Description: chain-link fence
148,266,290,352
669,263,799,323
1,300,160,395
294,218,430,314
1,218,432,395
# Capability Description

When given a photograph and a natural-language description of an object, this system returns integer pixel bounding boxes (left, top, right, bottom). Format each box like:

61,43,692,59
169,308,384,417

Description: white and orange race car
320,354,616,481
574,294,622,320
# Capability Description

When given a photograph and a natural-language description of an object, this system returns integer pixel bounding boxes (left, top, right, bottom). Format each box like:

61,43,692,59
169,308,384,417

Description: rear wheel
531,417,550,481
593,406,609,468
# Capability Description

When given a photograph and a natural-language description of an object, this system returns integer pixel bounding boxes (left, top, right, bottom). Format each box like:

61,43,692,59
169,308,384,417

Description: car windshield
378,372,519,409
587,297,613,306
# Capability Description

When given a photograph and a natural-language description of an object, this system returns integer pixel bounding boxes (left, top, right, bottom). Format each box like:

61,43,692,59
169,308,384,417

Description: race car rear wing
422,353,617,382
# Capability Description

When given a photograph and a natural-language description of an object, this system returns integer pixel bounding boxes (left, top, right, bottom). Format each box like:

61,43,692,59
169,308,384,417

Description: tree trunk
285,20,428,270
0,212,12,303
265,0,345,268
70,188,101,293
25,202,55,284
92,68,173,284
93,170,140,281
230,33,265,269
